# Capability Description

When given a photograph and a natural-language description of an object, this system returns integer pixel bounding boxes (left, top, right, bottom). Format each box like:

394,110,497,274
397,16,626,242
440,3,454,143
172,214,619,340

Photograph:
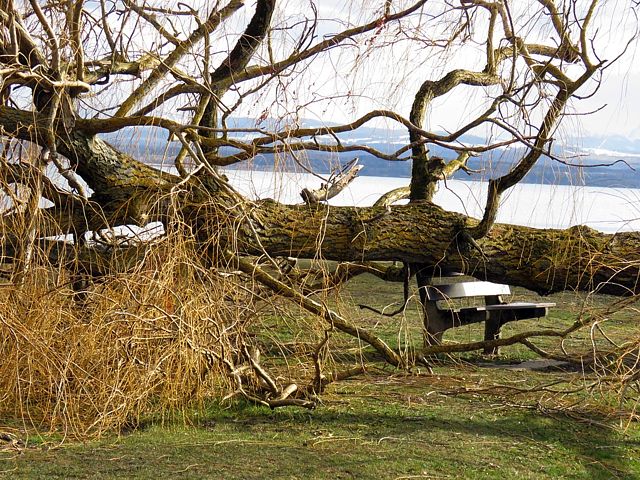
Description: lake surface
224,169,640,233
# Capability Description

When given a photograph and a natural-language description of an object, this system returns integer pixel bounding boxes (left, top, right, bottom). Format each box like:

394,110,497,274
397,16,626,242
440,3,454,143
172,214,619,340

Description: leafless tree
0,0,639,411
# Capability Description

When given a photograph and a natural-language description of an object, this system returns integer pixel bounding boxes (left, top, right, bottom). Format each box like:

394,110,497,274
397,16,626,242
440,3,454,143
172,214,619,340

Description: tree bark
230,200,640,297
1,106,639,297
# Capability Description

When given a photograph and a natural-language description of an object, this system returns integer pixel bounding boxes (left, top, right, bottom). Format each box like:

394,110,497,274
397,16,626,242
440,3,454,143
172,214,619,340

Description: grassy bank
1,271,638,479
2,374,639,479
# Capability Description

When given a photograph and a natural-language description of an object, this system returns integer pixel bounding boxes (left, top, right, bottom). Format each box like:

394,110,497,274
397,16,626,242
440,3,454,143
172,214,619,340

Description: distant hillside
100,120,640,189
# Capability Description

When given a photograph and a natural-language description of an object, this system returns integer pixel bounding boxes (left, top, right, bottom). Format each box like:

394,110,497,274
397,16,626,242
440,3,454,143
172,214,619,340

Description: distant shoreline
220,169,640,234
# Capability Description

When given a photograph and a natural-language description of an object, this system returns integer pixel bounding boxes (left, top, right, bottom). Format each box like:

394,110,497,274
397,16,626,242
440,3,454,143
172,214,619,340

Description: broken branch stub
300,158,362,204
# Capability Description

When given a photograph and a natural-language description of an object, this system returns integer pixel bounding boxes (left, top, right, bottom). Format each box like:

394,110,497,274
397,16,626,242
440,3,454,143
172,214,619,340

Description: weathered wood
230,200,640,296
300,158,362,204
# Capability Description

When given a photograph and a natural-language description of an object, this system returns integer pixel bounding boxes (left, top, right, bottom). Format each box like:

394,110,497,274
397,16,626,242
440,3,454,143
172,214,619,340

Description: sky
235,0,640,142
78,0,640,144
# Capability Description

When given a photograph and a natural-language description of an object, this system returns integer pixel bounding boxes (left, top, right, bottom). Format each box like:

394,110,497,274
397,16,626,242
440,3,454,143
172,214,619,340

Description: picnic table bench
420,277,555,354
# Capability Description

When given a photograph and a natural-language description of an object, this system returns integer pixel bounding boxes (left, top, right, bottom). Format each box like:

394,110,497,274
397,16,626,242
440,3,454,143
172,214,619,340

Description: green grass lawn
1,271,638,479
3,375,639,479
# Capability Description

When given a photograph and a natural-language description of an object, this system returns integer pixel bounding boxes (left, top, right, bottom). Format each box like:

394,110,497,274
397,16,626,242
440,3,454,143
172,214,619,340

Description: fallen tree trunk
230,200,640,296
4,180,639,297
2,106,639,297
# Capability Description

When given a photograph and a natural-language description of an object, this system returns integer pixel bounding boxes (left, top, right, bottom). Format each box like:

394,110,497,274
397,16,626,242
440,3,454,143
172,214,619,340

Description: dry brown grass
0,231,262,438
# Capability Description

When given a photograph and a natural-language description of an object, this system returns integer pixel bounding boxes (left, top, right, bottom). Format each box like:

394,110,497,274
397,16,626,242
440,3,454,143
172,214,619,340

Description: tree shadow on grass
5,397,638,480
206,397,639,480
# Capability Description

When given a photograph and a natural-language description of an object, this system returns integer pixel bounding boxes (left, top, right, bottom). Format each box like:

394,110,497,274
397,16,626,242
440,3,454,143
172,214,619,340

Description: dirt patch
477,359,578,372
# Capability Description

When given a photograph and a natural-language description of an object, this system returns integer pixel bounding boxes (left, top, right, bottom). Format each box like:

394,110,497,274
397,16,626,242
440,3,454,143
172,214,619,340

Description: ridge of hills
101,119,640,189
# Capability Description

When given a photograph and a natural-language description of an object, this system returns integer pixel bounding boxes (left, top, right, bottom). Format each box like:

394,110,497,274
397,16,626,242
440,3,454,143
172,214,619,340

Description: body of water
224,169,640,233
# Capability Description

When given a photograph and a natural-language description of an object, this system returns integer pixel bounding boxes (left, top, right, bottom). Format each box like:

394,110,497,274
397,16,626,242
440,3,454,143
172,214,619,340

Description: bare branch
115,0,245,117
300,158,362,204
